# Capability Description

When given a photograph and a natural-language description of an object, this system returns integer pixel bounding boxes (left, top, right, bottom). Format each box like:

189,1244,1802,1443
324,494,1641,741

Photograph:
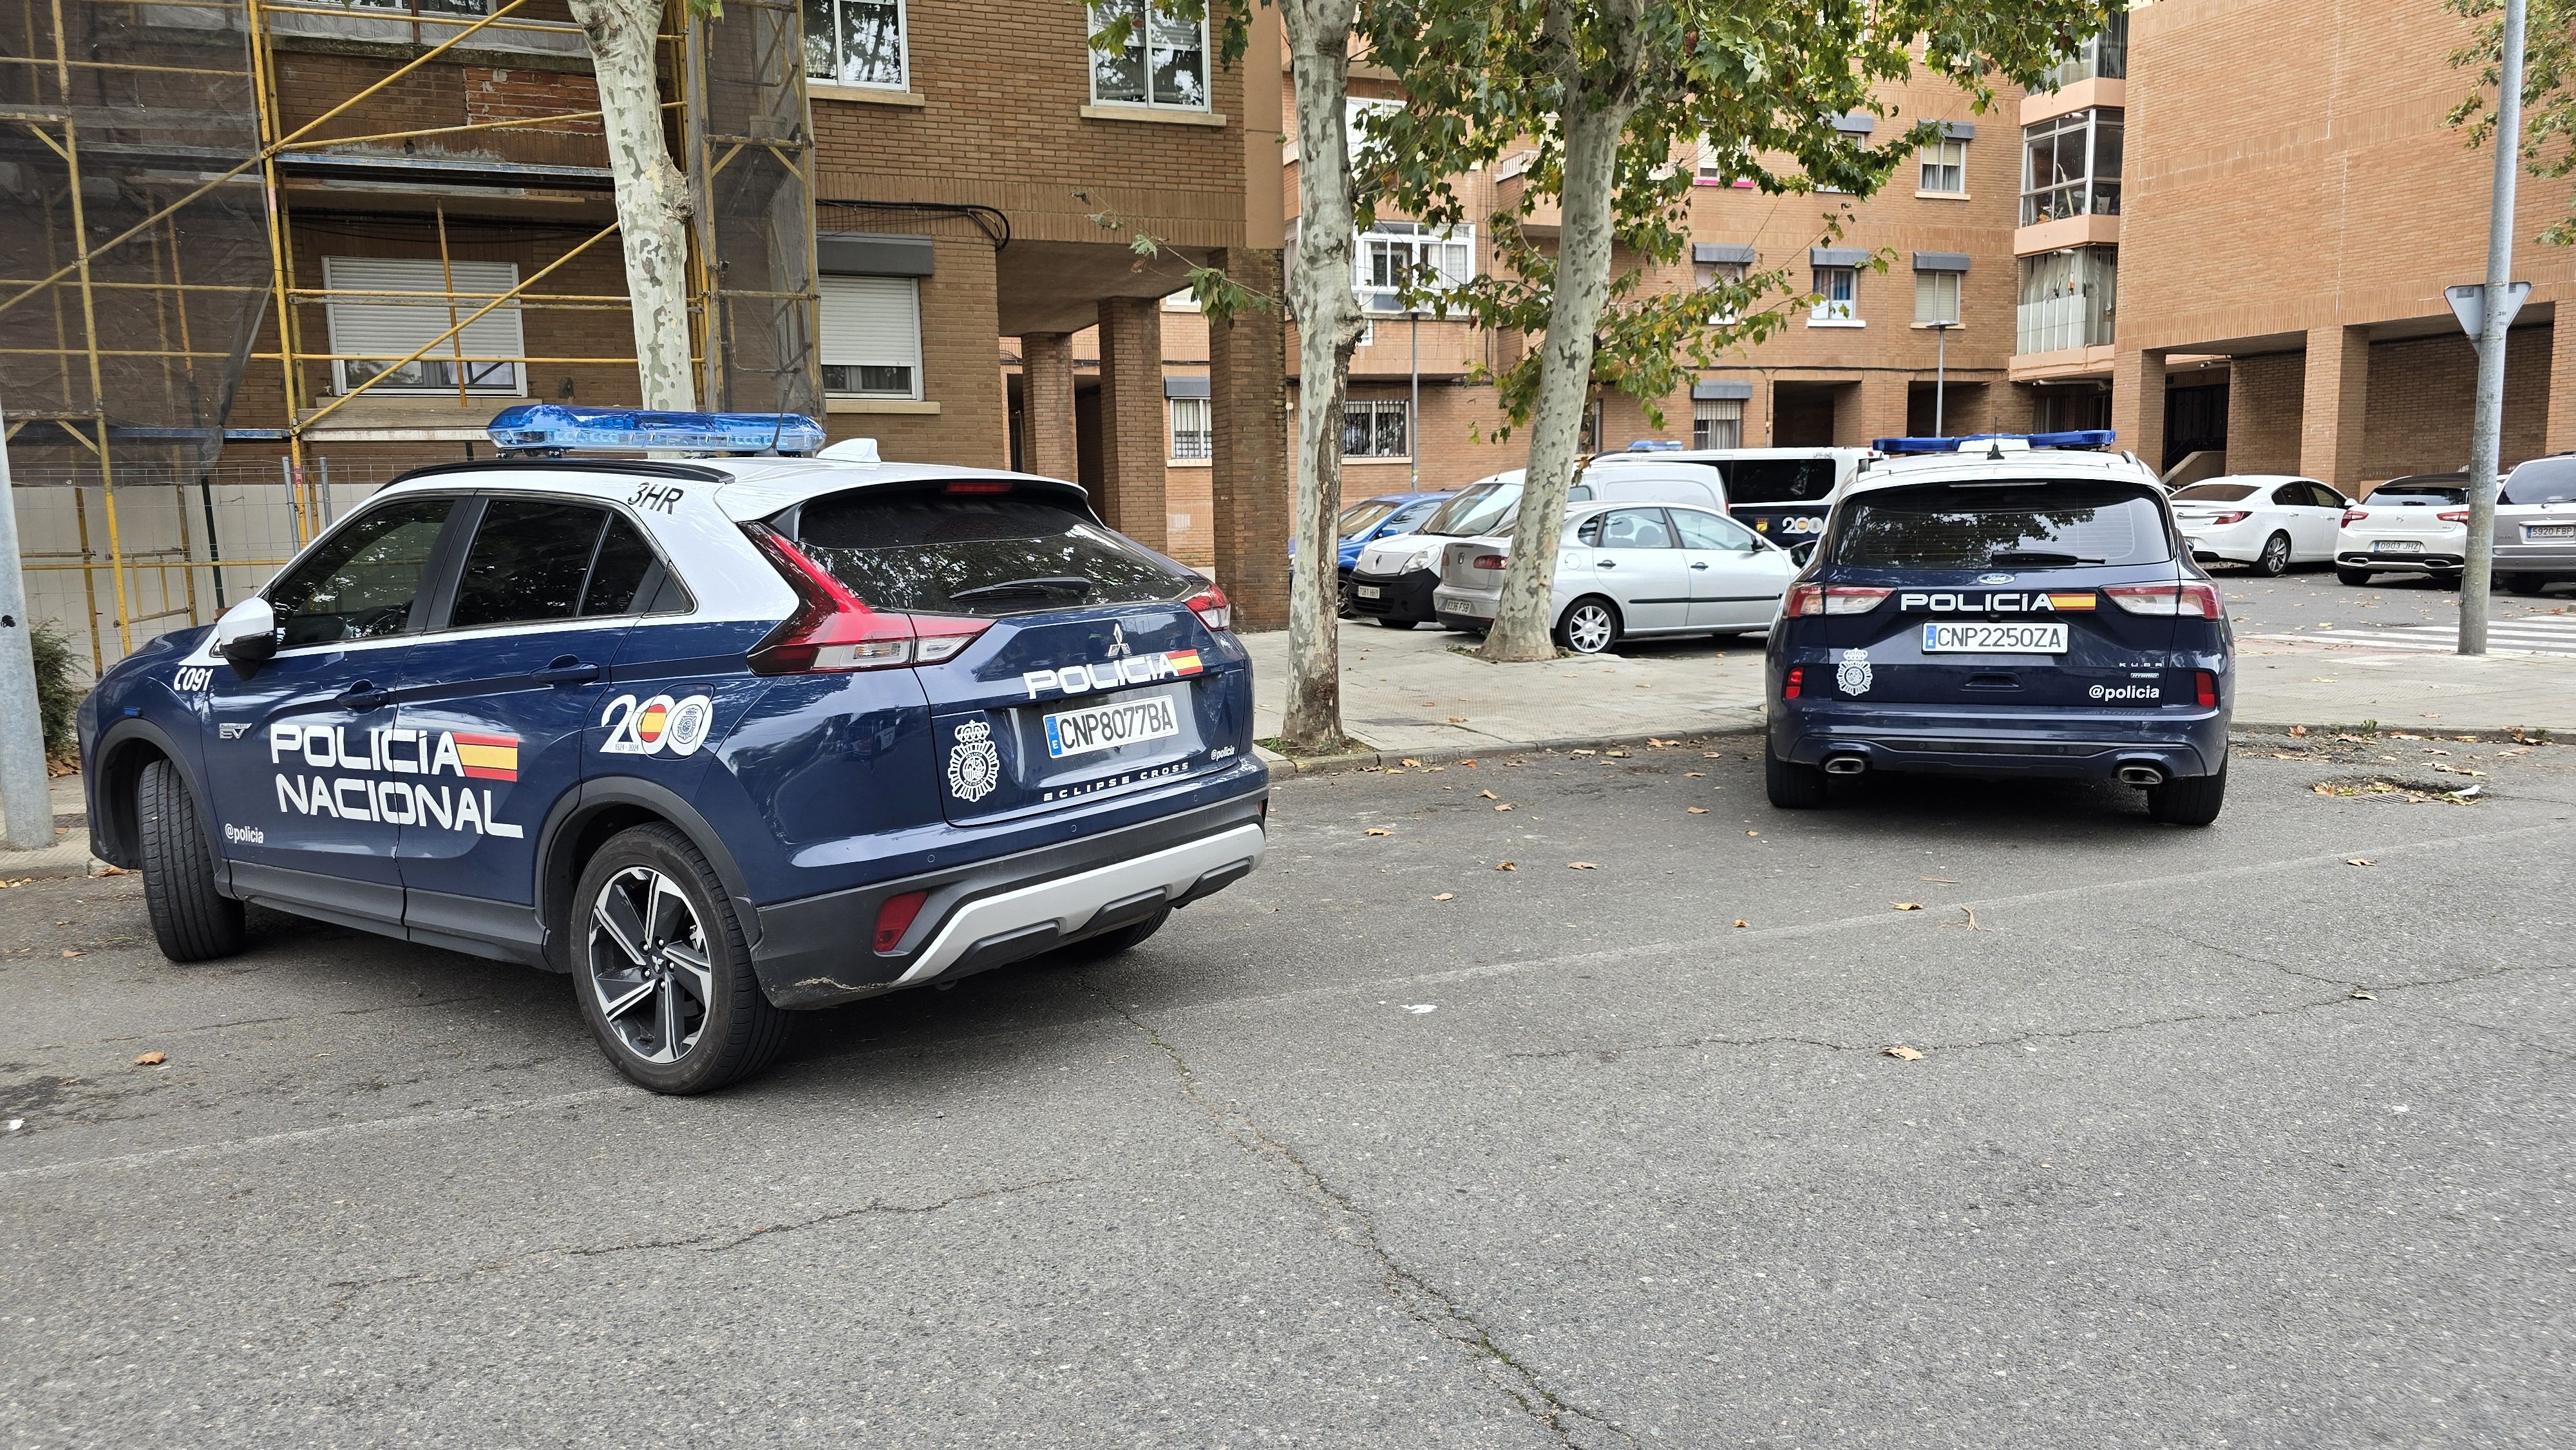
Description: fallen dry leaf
1605,749,1630,758
1882,1045,1925,1061
1479,790,1498,799
1571,748,1597,757
1687,807,1709,814
1958,906,1982,930
1365,828,1391,836
61,949,80,958
1747,830,1759,837
1493,803,1513,812
1732,919,1750,929
93,865,130,877
1892,902,1924,911
2346,858,2375,867
1647,738,1679,748
1567,861,1598,870
1460,758,1479,767
1383,768,1406,775
1432,893,1455,901
2287,724,2310,737
1684,771,1705,778
133,1051,165,1066
1447,716,1468,724
1495,861,1517,871
1401,758,1423,767
2351,989,2377,1001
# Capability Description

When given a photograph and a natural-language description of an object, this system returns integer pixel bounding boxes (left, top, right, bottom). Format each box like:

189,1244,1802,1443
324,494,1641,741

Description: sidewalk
1245,623,2576,764
0,771,99,880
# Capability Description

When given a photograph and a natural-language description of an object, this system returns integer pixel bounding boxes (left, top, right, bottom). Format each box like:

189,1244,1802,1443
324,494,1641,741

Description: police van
78,406,1269,1093
1593,445,1876,545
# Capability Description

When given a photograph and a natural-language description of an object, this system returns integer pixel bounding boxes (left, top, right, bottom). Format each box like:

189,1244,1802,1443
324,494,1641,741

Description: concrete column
2547,315,2576,457
2110,348,2168,476
1208,247,1291,630
1019,332,1079,482
1095,296,1167,550
1834,373,1908,447
2300,324,2371,490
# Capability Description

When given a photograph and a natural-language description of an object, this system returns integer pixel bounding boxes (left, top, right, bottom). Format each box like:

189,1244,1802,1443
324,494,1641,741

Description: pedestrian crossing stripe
2239,615,2576,658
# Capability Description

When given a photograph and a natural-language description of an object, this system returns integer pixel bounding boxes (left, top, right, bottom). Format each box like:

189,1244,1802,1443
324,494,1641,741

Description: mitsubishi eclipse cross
1764,442,2232,825
77,408,1269,1093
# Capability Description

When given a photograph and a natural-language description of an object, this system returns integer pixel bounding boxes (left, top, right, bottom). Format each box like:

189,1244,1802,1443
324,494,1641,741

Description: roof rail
1871,429,2116,455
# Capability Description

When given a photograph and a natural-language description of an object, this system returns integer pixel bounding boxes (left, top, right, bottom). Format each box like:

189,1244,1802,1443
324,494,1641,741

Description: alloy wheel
587,866,713,1065
1564,603,1615,654
2259,534,2291,575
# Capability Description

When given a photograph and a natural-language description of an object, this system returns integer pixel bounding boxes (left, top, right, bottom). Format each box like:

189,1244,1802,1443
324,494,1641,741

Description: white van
1591,446,1877,543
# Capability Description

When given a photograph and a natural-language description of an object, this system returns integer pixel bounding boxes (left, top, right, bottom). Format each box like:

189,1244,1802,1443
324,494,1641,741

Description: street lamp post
1928,320,1957,437
1408,308,1421,491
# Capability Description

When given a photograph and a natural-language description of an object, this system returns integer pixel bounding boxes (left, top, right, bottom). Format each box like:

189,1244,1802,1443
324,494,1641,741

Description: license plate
2373,540,2423,554
1921,621,2069,654
1043,693,1180,760
2527,522,2576,540
1356,585,1383,599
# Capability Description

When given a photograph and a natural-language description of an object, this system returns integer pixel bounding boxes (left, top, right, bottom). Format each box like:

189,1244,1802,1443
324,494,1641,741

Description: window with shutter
819,275,922,399
1692,398,1744,450
323,256,526,396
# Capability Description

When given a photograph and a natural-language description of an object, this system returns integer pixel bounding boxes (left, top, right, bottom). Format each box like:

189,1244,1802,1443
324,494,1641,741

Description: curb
0,834,104,882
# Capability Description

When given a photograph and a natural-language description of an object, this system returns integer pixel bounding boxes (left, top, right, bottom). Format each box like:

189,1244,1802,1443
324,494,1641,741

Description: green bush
28,621,79,763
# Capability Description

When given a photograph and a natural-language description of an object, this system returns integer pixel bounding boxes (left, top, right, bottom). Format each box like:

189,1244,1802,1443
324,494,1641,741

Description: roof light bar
1870,430,2117,455
487,403,825,457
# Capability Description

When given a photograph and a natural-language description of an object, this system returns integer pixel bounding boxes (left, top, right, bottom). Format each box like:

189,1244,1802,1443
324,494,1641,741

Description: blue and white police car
77,407,1268,1093
1765,437,2233,825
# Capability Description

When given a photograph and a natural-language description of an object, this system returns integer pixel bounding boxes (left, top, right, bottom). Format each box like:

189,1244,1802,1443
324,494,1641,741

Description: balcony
2015,247,2116,359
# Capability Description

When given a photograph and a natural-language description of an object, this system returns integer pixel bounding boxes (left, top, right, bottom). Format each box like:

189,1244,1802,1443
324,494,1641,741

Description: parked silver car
1430,501,1800,654
2491,454,2576,596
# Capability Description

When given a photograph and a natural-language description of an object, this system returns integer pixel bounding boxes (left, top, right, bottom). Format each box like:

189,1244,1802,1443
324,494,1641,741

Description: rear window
1724,458,1837,505
1833,481,2174,569
2371,483,2468,505
791,485,1196,617
2172,482,2255,502
2501,456,2576,505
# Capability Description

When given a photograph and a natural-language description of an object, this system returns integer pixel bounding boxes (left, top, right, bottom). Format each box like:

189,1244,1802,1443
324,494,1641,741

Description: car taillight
2207,510,2249,525
1186,583,1233,632
2438,508,2470,523
742,523,993,674
1785,585,1891,617
1470,553,1508,570
2105,582,2223,618
2195,670,2219,708
2342,509,2367,526
873,889,928,952
1783,666,1804,699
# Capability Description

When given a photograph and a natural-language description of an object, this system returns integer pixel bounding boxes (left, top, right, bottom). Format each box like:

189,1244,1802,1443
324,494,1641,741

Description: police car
1764,436,2231,825
77,406,1268,1093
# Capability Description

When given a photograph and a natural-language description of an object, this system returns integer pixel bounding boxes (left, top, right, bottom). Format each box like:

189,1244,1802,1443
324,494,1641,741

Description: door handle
1690,561,1711,570
531,657,601,686
339,681,392,713
1596,560,1616,569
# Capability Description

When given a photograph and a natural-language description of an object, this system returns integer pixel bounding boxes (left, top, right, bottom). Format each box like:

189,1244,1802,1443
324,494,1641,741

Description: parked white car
2168,475,2353,576
1430,501,1799,654
2334,473,2469,587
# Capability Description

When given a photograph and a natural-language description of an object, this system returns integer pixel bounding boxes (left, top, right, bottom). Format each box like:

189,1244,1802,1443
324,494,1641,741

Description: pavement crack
1079,975,1633,1450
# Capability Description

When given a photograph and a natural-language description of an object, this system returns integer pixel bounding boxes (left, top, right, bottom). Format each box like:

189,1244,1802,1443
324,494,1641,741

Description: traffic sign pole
2461,0,2528,657
0,409,59,851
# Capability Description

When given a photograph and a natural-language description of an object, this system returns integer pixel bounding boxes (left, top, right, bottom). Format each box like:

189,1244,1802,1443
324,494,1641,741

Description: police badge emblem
946,718,1002,802
1835,648,1873,697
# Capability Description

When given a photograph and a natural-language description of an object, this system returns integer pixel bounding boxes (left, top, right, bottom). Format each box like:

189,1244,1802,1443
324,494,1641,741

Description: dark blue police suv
78,411,1267,1093
1764,444,2232,825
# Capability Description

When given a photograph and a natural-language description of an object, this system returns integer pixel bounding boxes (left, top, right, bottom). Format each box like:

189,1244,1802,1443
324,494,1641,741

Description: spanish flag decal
452,731,521,782
2046,592,2098,611
1166,649,1204,675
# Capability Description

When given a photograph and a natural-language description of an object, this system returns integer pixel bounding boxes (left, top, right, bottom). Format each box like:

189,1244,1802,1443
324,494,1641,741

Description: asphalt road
5,737,2572,1447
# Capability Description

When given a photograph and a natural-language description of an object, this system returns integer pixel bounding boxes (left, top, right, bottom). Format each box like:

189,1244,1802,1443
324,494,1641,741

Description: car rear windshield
1338,498,1400,540
1724,457,1837,505
1833,481,2174,569
2171,482,2255,502
790,484,1197,617
1420,480,1521,537
2371,483,2468,504
2501,456,2576,505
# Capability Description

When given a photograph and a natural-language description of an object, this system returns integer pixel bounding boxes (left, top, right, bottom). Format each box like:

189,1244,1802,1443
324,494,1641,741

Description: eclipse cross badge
1106,624,1132,659
1836,648,1874,697
947,718,1002,803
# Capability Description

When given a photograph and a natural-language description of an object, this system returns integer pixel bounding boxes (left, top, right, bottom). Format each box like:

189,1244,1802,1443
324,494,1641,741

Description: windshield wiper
948,575,1093,602
1984,550,2100,566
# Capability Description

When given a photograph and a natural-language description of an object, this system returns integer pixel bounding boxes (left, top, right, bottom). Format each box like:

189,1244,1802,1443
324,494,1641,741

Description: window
1726,458,1836,505
1583,509,1677,550
323,256,524,396
2502,456,2576,505
1914,269,1961,326
792,485,1198,617
1343,399,1410,458
1672,508,1758,552
1695,259,1745,323
1357,220,1473,314
1692,397,1744,450
2016,247,2117,352
1919,138,1967,194
1088,0,1207,111
1812,265,1857,323
802,0,905,88
1168,396,1211,460
819,274,922,399
269,498,454,647
1347,97,1399,164
1694,136,1750,185
1162,288,1200,312
2041,12,2128,88
1834,482,2171,569
449,500,617,630
2022,108,2122,225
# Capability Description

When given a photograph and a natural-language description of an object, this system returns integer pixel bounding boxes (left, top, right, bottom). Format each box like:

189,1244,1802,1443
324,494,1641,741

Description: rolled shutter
819,275,921,375
323,256,525,377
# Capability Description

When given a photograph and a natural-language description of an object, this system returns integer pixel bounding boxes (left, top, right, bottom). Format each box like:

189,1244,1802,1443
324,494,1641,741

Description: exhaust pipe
1823,755,1868,776
2117,764,2165,787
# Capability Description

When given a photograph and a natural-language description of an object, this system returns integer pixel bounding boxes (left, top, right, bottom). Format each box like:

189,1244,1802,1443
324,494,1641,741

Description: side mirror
213,598,278,677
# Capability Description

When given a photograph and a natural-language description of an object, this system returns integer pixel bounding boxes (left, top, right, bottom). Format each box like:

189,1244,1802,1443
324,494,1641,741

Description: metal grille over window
1343,400,1411,459
1169,397,1213,460
1692,398,1745,450
819,276,922,398
802,0,905,86
323,257,527,396
1089,0,1208,109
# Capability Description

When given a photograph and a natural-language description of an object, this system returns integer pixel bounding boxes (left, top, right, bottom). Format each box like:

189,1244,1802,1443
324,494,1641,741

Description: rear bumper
2492,541,2576,575
1770,700,2229,781
750,792,1266,1009
2338,549,2463,572
1348,567,1439,623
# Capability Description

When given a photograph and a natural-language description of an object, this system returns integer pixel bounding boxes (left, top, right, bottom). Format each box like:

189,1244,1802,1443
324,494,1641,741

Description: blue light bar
487,403,826,457
1625,438,1684,452
1872,429,2117,454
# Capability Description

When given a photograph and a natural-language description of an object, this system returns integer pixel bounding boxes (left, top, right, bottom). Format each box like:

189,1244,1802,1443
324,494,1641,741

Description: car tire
1374,616,1419,630
2497,572,2550,596
2145,758,2228,827
1336,572,1358,617
571,823,788,1095
1050,905,1170,963
1764,740,1829,810
2252,532,2293,577
136,757,247,963
2334,564,2372,587
1555,597,1620,655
